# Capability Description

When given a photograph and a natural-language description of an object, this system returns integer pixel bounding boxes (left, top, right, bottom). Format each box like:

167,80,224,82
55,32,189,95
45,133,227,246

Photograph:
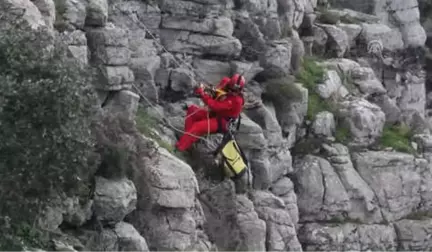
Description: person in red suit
175,74,246,152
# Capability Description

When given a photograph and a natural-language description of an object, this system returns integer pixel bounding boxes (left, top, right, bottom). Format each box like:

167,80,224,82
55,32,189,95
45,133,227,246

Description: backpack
214,130,248,180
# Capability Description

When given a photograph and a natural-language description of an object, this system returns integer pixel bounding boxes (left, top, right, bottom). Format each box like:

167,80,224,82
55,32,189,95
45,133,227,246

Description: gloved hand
194,83,205,97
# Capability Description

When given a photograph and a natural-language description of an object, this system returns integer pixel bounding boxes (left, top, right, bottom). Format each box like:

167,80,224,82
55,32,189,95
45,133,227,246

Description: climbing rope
111,5,255,147
131,82,213,144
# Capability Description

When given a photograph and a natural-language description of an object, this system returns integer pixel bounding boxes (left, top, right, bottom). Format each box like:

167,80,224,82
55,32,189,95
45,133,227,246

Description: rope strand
111,6,252,148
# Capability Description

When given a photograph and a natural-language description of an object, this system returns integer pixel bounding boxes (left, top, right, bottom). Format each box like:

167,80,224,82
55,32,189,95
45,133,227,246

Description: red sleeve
218,77,231,87
201,93,235,112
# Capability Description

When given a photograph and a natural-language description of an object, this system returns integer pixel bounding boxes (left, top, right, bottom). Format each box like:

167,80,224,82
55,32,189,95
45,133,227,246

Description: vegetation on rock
0,26,98,249
135,107,174,153
379,124,415,154
295,57,330,120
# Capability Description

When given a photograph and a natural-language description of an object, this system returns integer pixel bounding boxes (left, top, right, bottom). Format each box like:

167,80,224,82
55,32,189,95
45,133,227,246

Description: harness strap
216,115,241,134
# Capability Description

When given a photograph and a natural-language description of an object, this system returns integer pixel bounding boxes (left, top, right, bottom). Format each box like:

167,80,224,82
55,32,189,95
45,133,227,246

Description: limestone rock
370,94,401,123
86,25,129,65
293,155,351,222
199,181,266,251
244,102,282,147
311,111,335,137
270,177,299,225
86,24,128,47
93,176,137,224
394,219,432,251
192,59,231,85
159,29,242,57
359,23,404,52
298,223,397,251
59,30,88,64
230,61,264,82
316,70,346,99
63,0,87,29
138,146,198,209
97,66,134,90
338,23,362,48
338,97,385,147
259,40,292,78
250,191,302,251
312,25,328,56
235,114,267,150
31,0,56,28
159,0,232,17
161,16,234,37
318,24,349,57
169,68,197,94
130,56,161,103
103,90,140,121
0,0,47,31
127,140,206,251
321,143,383,223
351,66,386,95
351,151,422,222
268,144,293,182
233,12,267,61
115,222,149,251
398,70,426,116
79,228,119,251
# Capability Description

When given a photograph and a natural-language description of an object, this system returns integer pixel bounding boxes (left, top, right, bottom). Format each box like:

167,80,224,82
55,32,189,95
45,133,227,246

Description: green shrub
0,26,98,249
136,107,175,153
379,124,415,154
296,57,325,90
335,124,350,143
296,57,330,120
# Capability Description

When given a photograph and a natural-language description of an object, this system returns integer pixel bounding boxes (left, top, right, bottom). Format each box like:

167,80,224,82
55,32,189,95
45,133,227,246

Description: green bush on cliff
0,26,98,249
295,57,330,120
380,124,415,154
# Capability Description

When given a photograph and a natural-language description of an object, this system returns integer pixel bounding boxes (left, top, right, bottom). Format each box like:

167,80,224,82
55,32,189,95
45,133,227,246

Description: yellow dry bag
215,133,248,180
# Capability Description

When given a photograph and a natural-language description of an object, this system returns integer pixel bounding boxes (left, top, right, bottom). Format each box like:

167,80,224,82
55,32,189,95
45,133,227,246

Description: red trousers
175,105,226,151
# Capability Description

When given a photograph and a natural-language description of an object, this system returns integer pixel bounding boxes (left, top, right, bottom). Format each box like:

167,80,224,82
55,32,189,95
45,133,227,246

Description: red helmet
216,74,245,91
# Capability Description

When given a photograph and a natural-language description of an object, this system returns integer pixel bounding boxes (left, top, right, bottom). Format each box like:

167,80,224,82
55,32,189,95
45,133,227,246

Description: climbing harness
112,6,255,150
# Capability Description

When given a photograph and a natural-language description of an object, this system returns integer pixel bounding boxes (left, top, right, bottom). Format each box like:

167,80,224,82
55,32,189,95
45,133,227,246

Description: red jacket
196,77,244,119
200,92,244,119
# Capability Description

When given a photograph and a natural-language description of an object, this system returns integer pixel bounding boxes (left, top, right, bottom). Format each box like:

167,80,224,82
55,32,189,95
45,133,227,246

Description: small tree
0,24,98,249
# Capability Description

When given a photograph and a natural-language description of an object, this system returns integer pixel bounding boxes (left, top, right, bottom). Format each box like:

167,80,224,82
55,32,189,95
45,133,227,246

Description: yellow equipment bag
215,133,248,180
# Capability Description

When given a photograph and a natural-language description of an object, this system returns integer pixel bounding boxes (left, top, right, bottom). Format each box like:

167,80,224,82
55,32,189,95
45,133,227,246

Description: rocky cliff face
4,0,432,250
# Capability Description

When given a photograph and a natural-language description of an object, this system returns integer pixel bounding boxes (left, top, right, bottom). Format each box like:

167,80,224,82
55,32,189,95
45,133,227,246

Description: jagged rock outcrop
329,0,427,48
93,176,137,224
6,0,432,251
